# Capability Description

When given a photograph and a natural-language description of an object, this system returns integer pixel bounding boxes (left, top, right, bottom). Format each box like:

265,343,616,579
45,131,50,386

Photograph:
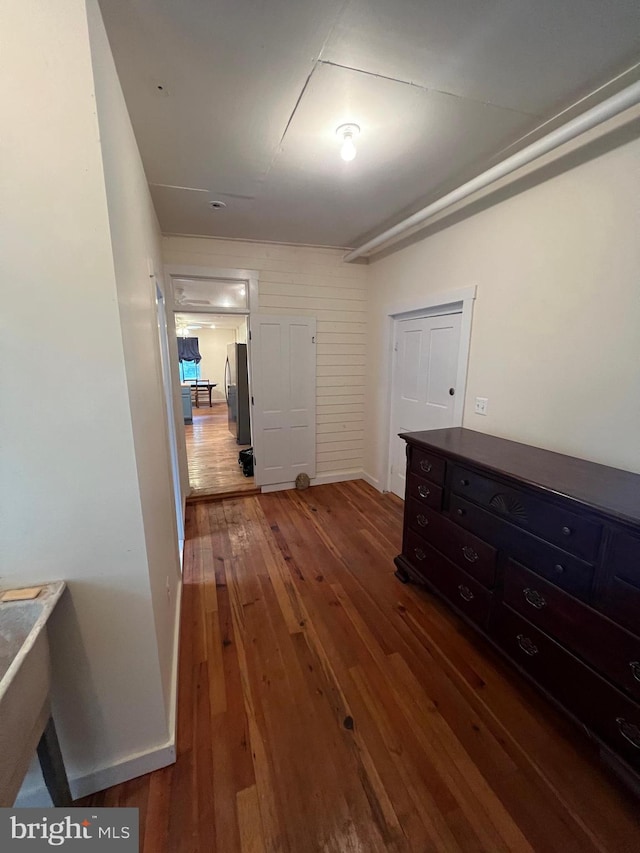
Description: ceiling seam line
316,0,352,63
316,59,537,116
489,59,640,158
276,62,318,151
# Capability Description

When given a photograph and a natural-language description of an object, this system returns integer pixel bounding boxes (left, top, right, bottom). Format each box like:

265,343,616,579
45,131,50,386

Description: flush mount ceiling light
336,123,360,162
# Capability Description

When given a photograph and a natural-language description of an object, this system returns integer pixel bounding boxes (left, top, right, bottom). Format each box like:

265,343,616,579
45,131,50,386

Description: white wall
365,128,640,487
86,0,181,726
1,0,178,802
163,237,368,480
186,327,236,401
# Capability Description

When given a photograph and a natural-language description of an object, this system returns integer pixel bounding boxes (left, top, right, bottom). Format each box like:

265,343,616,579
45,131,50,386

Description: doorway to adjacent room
176,312,257,499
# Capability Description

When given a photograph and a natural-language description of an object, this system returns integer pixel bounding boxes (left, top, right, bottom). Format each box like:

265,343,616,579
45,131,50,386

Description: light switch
475,397,488,416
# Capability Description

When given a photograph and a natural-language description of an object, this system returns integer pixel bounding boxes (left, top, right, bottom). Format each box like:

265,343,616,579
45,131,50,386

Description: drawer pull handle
418,484,431,498
616,717,640,749
630,661,640,682
458,584,474,602
517,634,539,656
456,508,465,517
414,548,426,561
561,526,572,536
420,460,432,474
523,588,546,609
416,514,429,528
462,546,479,563
554,564,565,575
460,478,470,487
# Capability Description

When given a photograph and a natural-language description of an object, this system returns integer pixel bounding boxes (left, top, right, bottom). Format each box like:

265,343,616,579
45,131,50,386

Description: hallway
79,482,638,852
185,402,257,499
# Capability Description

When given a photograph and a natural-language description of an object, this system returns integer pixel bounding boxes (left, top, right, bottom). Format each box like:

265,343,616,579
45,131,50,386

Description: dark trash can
238,448,254,477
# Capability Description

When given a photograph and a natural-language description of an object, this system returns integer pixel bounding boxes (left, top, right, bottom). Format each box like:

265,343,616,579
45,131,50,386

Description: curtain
177,336,201,363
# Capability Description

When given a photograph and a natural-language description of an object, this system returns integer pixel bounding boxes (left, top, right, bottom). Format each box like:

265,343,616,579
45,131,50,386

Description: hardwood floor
185,402,258,499
80,482,639,851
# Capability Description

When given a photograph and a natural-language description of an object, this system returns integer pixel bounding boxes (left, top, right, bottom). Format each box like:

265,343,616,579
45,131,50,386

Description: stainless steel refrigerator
224,343,251,445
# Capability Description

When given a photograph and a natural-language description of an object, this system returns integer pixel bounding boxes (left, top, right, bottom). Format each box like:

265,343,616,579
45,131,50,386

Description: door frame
385,285,476,493
155,283,185,546
162,264,259,495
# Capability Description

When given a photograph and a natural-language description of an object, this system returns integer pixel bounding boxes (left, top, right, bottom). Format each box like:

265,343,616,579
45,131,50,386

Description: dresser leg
394,568,410,584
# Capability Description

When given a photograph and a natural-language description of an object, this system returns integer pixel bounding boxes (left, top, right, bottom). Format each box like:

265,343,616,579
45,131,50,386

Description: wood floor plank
77,483,640,852
347,662,467,853
237,785,267,853
185,403,257,498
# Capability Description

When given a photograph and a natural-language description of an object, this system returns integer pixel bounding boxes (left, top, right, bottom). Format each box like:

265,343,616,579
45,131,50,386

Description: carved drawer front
406,499,496,587
504,560,640,702
595,530,640,636
491,604,640,771
452,465,602,561
403,532,492,628
408,446,446,486
450,495,595,600
405,473,443,511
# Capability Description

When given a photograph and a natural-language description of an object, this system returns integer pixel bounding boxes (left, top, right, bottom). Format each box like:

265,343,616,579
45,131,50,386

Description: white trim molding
15,742,176,806
312,470,363,487
362,472,381,491
344,80,640,260
163,264,258,314
260,470,366,494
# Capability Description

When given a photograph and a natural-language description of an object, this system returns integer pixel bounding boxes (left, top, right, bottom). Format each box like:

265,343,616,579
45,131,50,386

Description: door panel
390,313,462,499
428,326,457,407
250,315,316,487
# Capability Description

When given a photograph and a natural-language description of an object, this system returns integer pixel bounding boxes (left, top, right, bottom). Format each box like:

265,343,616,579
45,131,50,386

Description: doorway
176,312,257,498
387,287,475,499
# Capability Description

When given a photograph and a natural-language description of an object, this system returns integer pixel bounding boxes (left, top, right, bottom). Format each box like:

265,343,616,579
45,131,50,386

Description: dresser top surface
401,428,640,527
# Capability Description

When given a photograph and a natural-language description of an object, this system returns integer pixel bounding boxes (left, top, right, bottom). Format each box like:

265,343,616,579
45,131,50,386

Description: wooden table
190,382,216,408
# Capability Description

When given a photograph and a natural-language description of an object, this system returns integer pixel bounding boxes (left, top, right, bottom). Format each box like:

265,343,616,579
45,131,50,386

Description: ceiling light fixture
209,200,227,210
336,124,360,162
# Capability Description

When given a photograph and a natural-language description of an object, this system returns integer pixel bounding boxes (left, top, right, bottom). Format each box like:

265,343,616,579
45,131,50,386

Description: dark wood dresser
394,427,640,788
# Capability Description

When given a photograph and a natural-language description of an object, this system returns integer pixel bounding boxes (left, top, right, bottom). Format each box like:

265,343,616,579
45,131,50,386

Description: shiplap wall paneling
163,236,367,480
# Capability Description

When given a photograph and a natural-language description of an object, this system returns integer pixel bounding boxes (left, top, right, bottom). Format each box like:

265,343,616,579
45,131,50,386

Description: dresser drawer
406,500,496,587
403,532,492,628
405,473,443,511
595,530,640,636
408,446,446,486
504,560,640,702
491,604,640,771
450,495,595,600
452,465,602,561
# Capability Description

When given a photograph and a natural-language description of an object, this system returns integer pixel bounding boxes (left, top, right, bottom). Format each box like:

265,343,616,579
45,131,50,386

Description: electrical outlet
475,397,489,416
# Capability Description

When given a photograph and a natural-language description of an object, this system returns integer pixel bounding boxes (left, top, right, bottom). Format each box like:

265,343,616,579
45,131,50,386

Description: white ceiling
100,1,640,249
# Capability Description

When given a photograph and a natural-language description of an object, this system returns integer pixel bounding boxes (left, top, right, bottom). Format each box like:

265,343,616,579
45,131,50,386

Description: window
180,361,201,382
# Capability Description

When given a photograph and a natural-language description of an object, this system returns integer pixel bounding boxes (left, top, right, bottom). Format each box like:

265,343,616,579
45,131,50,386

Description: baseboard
168,579,183,744
362,471,382,491
312,470,363,486
261,470,365,494
260,481,296,494
15,742,176,806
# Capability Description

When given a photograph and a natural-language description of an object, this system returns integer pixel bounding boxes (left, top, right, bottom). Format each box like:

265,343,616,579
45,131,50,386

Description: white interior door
389,312,462,498
250,315,316,487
